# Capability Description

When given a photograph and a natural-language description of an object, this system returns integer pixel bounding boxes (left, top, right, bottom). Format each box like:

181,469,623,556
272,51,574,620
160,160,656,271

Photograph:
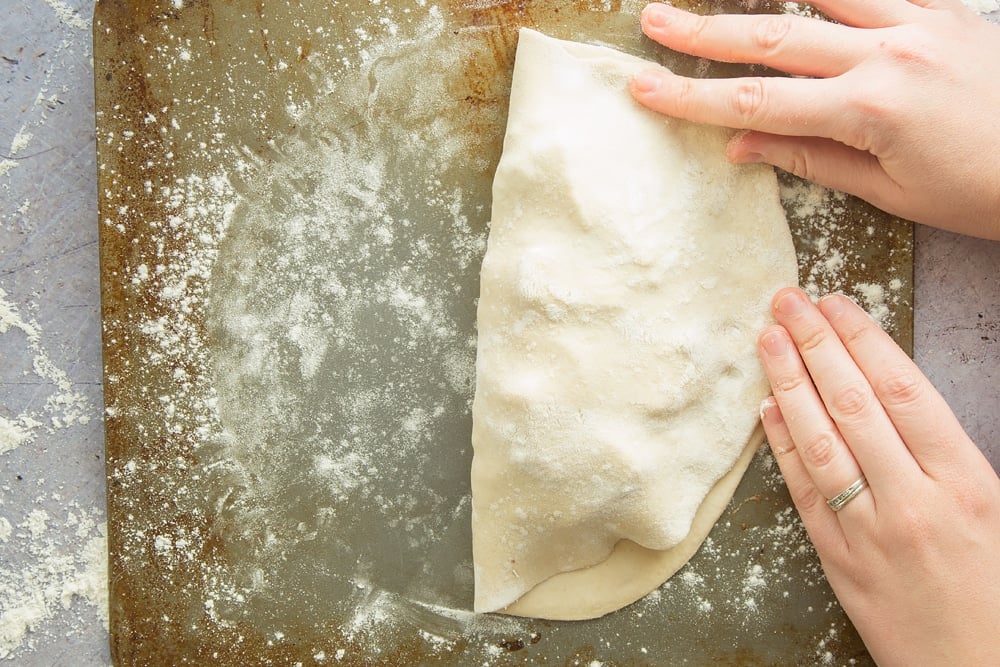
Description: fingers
631,2,945,141
768,289,922,489
760,397,847,553
726,133,905,213
639,4,868,77
631,71,857,141
815,293,985,474
757,323,874,515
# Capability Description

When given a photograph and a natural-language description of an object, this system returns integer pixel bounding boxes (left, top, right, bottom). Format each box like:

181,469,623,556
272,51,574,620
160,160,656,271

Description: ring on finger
826,476,868,512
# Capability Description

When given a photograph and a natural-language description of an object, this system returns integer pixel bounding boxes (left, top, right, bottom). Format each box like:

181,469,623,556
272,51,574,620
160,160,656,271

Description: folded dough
470,28,798,619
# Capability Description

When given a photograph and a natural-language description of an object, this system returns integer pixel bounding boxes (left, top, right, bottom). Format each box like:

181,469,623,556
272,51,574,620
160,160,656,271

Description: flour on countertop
0,498,108,660
41,0,90,31
0,416,40,455
8,130,33,156
0,2,108,661
0,290,93,434
0,289,104,661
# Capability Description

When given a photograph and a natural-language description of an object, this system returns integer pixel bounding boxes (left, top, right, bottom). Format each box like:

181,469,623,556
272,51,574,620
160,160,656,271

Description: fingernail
759,396,782,423
774,290,807,317
728,147,763,165
726,146,764,164
643,3,671,29
726,131,764,164
761,330,790,357
632,71,662,94
818,293,847,320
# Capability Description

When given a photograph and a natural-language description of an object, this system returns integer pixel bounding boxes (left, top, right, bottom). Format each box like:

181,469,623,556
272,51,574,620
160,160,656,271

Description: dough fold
471,28,798,619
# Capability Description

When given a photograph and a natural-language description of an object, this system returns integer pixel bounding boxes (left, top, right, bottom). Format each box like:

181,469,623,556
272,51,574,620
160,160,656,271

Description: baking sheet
95,0,911,664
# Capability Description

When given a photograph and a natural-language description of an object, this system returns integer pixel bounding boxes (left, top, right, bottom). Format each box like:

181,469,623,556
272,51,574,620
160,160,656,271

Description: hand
756,287,1000,667
629,1,1000,240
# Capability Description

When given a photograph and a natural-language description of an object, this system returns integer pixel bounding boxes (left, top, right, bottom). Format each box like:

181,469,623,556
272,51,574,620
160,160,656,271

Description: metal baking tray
95,0,910,663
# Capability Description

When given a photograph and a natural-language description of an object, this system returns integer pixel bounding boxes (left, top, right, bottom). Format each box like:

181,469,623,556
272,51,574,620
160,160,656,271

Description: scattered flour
0,290,92,441
1,4,106,660
8,130,33,156
100,3,509,662
963,0,1000,13
89,1,900,664
0,289,105,661
41,0,91,31
0,499,108,659
0,416,38,455
779,179,909,334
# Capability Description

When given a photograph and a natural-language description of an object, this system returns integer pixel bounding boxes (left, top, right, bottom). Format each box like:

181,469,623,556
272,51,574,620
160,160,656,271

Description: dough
470,29,798,620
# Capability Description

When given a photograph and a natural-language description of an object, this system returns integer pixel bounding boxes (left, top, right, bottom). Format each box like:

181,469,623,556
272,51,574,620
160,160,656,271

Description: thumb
727,131,905,215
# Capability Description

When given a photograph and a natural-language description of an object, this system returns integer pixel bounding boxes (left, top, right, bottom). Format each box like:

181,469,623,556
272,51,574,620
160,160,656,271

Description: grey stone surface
0,1,996,664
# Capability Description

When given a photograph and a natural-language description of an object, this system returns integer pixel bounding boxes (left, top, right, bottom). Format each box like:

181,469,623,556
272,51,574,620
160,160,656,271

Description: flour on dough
470,28,798,620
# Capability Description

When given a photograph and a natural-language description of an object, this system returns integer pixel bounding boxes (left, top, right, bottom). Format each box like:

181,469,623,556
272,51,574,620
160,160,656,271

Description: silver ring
827,476,868,512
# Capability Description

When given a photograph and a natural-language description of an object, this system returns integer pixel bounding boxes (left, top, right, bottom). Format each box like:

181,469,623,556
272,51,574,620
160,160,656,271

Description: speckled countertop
0,1,996,664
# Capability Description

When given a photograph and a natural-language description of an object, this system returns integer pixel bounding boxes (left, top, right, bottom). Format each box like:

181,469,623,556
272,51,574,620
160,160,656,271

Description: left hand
628,1,1000,240
757,287,1000,667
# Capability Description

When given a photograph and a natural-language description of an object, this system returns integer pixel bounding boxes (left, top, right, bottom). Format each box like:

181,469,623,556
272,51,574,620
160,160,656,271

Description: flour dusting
93,1,895,663
41,0,90,31
0,290,93,435
0,504,107,659
0,289,104,660
780,179,908,333
963,0,1000,13
100,3,518,661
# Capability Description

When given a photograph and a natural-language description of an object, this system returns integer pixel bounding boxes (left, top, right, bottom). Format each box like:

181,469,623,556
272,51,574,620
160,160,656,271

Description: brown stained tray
95,0,911,664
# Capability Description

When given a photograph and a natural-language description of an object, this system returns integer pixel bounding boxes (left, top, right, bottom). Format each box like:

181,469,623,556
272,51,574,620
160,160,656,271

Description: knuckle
942,468,1000,523
877,365,924,408
789,482,827,515
673,77,697,116
886,504,932,546
752,15,793,54
733,77,767,126
840,84,895,153
685,13,712,47
795,323,828,355
840,319,873,349
772,371,808,396
800,431,839,469
953,485,992,522
782,148,815,182
829,382,874,420
839,118,878,154
877,27,935,69
844,82,910,154
847,91,892,129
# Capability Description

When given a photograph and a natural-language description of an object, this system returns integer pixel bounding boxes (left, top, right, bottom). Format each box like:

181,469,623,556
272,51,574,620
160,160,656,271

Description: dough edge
501,427,765,620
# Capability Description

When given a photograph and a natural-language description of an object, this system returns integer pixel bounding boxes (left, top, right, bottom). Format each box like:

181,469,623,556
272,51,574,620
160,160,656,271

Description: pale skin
628,1,1000,665
630,0,1000,241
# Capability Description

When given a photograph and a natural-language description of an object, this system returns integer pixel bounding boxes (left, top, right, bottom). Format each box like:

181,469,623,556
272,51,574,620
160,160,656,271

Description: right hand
629,1,1000,240
757,288,1000,667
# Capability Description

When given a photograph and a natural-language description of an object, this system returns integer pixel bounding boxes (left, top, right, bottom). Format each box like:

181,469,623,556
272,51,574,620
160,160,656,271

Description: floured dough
470,29,798,620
